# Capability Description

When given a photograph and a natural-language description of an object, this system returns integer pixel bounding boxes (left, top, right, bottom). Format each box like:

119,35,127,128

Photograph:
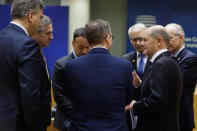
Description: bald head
165,23,185,54
142,25,170,58
148,25,171,45
165,23,185,37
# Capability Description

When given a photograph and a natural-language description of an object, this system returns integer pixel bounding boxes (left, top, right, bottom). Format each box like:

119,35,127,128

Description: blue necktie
137,53,144,77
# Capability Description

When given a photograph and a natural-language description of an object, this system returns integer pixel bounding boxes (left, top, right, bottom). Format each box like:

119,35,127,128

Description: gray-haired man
32,15,53,49
0,0,50,131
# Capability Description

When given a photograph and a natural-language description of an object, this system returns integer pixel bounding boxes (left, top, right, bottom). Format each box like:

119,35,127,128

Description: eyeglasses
130,37,144,42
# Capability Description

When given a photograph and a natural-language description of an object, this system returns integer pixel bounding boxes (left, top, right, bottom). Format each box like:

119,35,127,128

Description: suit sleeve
133,62,168,115
17,40,42,131
181,57,197,93
126,62,134,104
52,61,73,114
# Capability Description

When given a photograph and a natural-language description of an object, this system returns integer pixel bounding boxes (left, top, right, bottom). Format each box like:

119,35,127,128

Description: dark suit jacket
177,48,197,130
62,48,132,131
0,23,51,131
123,52,137,72
52,53,75,130
123,51,138,131
123,51,141,100
133,51,183,131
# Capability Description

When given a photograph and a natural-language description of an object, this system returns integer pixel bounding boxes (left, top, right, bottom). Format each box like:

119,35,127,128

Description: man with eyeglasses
165,23,197,131
122,23,147,131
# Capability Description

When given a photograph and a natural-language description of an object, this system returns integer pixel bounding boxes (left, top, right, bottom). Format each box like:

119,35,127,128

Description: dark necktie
137,53,144,77
143,60,152,80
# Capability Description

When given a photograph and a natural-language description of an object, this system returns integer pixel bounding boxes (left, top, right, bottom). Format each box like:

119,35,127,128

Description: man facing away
126,25,183,131
123,23,147,131
0,0,47,131
55,19,132,131
32,14,54,130
52,27,90,131
165,23,197,131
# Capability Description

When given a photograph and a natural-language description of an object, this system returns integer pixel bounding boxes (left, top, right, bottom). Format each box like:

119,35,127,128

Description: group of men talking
0,0,196,131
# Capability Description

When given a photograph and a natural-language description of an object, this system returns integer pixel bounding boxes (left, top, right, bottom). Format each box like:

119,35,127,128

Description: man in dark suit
56,19,132,131
126,25,183,131
0,0,47,131
123,23,147,78
32,15,54,130
123,23,147,131
52,27,90,131
165,23,197,131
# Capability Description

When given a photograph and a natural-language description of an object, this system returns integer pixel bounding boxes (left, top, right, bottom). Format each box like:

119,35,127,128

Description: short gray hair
149,25,171,44
128,23,147,35
36,15,52,33
165,23,185,37
11,0,44,19
85,19,111,45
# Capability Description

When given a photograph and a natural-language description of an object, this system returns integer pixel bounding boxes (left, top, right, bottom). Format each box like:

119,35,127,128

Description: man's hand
132,70,141,88
125,100,136,111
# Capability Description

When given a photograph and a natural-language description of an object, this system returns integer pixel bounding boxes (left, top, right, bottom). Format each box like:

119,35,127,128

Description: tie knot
139,53,144,58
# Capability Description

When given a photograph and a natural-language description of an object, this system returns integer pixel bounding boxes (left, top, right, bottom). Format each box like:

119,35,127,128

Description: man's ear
157,37,163,45
72,40,75,47
27,11,34,23
179,34,184,40
105,34,110,44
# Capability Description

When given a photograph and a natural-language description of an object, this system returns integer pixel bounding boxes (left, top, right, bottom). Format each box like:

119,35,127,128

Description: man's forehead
130,31,142,38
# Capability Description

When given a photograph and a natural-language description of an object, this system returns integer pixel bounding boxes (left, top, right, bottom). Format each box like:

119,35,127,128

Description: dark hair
85,19,111,45
73,27,86,41
11,0,43,19
37,15,52,33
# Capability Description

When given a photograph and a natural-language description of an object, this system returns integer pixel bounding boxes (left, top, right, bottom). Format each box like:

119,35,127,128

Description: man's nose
49,34,53,40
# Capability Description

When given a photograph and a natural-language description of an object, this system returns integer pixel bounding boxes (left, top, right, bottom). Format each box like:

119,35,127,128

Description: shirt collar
136,51,140,57
91,46,107,50
72,50,77,58
174,45,185,57
150,48,168,63
10,21,29,36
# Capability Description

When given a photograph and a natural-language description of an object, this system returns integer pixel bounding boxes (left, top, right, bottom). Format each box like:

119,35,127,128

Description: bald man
165,23,197,131
126,25,183,131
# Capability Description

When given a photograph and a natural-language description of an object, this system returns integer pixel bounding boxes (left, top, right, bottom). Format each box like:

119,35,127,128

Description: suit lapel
131,52,137,71
70,52,75,59
176,48,186,63
140,51,170,94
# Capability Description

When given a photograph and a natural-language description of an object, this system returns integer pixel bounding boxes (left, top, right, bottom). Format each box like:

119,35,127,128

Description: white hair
128,23,147,36
165,23,185,37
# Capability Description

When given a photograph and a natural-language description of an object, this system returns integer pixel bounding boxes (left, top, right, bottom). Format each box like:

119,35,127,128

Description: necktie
137,53,144,78
143,60,152,80
41,52,50,80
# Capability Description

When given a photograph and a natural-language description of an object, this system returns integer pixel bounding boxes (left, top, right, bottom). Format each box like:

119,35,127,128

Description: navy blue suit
0,23,51,131
61,48,132,131
176,48,197,131
53,53,75,130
